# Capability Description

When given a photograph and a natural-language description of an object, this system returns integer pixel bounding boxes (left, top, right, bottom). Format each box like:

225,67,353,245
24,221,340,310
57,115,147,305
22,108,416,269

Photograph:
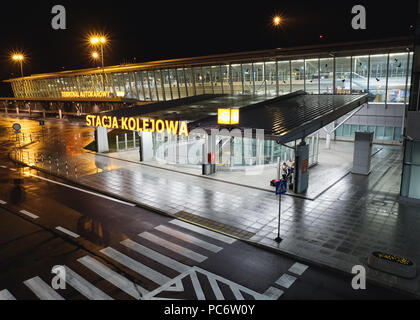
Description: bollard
133,131,136,148
116,136,119,152
59,109,62,120
16,107,19,115
125,133,128,150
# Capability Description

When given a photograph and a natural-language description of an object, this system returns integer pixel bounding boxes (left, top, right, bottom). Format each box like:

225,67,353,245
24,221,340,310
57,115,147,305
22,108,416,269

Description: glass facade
335,123,403,143
9,50,412,108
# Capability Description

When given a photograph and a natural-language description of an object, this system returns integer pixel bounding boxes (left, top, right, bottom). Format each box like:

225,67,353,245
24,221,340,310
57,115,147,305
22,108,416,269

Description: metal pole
275,193,282,243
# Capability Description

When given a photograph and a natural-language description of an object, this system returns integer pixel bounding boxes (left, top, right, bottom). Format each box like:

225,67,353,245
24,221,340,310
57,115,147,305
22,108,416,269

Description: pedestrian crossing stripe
77,255,146,300
23,276,65,300
142,266,267,301
0,289,16,300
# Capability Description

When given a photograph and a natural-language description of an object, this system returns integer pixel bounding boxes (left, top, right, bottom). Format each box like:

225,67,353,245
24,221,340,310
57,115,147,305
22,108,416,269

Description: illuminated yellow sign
218,108,239,125
61,91,125,98
86,115,189,136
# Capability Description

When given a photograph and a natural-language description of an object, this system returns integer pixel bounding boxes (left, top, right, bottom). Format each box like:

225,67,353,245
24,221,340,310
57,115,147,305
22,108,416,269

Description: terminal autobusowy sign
61,91,125,98
372,251,414,266
86,115,189,137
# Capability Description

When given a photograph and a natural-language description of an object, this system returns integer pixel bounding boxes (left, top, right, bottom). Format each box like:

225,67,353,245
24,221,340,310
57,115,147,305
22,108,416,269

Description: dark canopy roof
188,91,369,143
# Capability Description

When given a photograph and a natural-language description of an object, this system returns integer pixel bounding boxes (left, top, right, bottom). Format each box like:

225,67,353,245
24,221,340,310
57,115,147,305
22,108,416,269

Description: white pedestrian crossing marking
155,225,223,253
0,289,16,300
20,210,39,219
143,266,266,301
55,226,80,239
0,200,6,205
121,239,190,273
288,262,309,276
23,276,65,300
9,168,16,171
139,232,207,263
275,274,297,289
0,165,7,169
64,266,113,300
169,220,236,244
100,247,171,286
263,286,284,300
78,255,147,299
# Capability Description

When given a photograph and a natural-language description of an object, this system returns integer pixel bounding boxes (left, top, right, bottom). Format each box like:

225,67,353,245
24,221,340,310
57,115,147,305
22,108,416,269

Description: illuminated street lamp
273,16,282,27
12,53,25,77
91,51,100,60
89,34,108,91
89,35,107,69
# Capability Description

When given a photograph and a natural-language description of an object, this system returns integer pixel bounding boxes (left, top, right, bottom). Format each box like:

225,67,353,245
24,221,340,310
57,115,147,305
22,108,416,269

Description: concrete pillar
95,127,109,153
295,140,309,194
178,135,188,164
325,122,335,149
140,131,154,162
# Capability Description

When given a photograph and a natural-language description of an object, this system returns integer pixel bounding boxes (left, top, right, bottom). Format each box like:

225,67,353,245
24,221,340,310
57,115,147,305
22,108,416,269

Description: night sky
0,0,417,96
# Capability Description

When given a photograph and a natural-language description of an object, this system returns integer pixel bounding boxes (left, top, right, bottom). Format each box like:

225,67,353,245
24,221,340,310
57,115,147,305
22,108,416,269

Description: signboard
61,91,125,98
275,179,288,195
372,252,413,266
301,159,308,174
12,123,21,133
86,115,189,137
217,108,239,125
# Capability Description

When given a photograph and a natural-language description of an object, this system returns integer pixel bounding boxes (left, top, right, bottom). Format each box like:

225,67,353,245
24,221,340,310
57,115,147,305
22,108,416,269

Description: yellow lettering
179,121,189,137
143,119,150,132
166,121,179,135
121,117,128,130
156,120,165,133
112,117,119,129
128,118,136,131
86,115,92,127
96,116,102,127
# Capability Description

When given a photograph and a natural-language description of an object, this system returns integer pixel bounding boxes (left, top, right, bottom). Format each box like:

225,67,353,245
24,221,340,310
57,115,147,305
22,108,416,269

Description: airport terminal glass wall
151,131,319,169
10,51,413,106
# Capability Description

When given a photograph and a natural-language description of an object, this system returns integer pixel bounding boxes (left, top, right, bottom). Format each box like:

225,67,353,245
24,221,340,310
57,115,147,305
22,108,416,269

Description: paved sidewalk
8,117,420,297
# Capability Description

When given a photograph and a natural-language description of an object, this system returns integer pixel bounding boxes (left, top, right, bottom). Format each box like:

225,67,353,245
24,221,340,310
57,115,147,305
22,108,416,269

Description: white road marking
143,266,266,301
28,174,136,207
19,210,39,219
55,226,80,239
0,289,16,300
0,200,7,205
263,286,284,300
139,232,207,263
275,274,297,289
78,255,147,299
208,277,224,300
121,239,190,274
9,168,17,171
23,277,65,300
190,270,205,300
100,247,171,286
288,262,309,276
155,225,223,253
169,219,236,244
64,266,113,300
0,165,7,169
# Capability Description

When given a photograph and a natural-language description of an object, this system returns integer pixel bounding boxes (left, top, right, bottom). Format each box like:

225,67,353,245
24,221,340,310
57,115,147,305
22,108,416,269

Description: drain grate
174,211,255,240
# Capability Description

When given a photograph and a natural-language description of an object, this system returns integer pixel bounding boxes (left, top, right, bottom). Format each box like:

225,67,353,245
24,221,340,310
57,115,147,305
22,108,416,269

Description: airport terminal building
3,37,420,200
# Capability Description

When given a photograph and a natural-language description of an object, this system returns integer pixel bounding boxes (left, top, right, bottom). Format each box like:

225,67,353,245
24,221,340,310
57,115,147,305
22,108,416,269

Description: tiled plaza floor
13,124,420,296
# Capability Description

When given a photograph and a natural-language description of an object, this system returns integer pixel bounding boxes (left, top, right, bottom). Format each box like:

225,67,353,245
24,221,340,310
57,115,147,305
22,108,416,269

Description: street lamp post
89,35,107,91
12,54,25,77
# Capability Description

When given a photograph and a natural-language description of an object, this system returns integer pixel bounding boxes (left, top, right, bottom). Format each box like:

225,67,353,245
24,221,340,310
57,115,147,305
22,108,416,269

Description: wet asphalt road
0,114,414,300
